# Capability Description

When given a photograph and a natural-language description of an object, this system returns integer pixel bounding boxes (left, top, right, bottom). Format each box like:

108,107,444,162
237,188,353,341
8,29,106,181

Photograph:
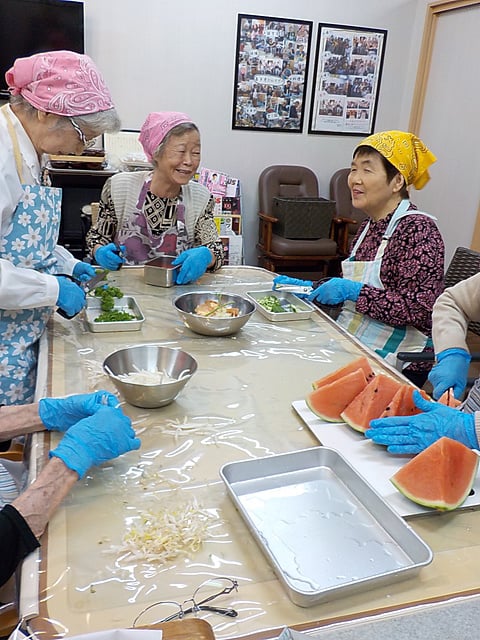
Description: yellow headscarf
356,130,437,190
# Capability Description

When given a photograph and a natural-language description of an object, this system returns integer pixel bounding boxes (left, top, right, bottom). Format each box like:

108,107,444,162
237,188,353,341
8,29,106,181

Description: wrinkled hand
39,391,119,432
307,277,362,305
173,246,212,284
95,243,126,270
428,348,471,400
72,261,97,282
50,406,141,478
56,276,86,317
365,389,478,454
272,275,313,288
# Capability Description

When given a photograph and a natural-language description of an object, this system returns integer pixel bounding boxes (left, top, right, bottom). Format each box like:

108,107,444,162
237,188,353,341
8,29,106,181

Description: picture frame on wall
308,23,387,136
232,13,313,133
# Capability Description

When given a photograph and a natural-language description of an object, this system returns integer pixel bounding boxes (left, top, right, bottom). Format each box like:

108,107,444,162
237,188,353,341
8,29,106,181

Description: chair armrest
333,217,358,226
258,211,278,223
396,351,435,363
397,351,480,363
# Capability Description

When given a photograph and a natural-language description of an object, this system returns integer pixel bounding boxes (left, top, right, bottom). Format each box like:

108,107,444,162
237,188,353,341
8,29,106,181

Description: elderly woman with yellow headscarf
274,130,444,387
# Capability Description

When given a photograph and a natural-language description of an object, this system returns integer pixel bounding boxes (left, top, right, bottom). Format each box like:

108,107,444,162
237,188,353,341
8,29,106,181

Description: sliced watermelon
341,374,402,432
438,390,462,408
381,386,431,418
306,368,368,422
391,436,479,511
312,355,375,390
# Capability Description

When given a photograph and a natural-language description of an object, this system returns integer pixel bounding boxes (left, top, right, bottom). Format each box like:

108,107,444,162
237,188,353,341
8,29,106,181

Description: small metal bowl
144,255,179,287
173,291,255,336
103,344,197,408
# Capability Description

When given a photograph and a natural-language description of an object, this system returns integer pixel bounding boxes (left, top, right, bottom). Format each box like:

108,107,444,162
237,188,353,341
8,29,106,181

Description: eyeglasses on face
68,116,96,149
132,576,239,627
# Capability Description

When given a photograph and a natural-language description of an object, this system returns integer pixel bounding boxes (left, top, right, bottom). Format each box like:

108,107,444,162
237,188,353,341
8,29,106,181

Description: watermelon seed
469,488,475,496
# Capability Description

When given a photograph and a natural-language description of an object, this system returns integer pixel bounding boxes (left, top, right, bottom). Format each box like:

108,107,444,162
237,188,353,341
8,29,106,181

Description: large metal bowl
103,344,197,408
173,291,255,336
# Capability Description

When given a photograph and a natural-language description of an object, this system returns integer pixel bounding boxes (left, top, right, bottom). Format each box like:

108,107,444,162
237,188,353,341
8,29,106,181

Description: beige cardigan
432,271,480,437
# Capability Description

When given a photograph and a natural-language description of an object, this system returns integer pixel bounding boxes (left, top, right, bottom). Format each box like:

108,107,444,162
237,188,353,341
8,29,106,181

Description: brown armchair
257,165,352,275
329,168,367,254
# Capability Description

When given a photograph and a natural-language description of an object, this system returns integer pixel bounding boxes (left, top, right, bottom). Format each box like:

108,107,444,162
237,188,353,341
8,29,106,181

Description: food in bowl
173,291,255,336
103,345,197,408
113,367,191,385
194,299,240,318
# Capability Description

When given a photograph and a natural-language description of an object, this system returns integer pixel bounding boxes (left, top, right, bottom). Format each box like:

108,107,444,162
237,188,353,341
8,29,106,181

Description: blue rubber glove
72,261,97,282
365,390,478,454
56,276,86,317
307,278,362,305
173,246,212,284
94,243,126,270
272,275,313,288
428,348,471,400
50,406,141,478
39,391,119,432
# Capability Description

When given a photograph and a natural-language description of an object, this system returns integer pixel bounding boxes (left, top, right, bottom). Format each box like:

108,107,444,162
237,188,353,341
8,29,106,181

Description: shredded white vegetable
114,367,190,385
161,416,235,442
107,498,216,564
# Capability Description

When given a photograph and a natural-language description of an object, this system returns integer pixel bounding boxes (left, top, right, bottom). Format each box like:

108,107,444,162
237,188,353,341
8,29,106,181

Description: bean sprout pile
113,367,191,385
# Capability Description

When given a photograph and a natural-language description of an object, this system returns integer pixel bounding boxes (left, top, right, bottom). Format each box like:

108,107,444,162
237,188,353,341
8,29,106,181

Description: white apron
337,199,435,368
0,106,62,404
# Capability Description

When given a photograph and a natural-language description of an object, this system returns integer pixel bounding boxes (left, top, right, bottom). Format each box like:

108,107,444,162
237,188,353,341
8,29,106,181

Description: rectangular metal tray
246,289,314,321
220,446,432,607
84,296,145,332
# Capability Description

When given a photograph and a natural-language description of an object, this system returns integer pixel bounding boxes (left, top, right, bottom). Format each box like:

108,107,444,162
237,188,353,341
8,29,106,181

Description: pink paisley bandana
139,111,194,161
5,50,114,116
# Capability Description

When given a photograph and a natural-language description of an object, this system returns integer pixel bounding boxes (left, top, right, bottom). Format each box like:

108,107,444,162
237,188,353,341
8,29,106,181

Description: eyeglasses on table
132,576,239,627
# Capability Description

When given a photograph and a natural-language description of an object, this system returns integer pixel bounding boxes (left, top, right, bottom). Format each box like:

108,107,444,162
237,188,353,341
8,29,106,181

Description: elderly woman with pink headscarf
0,50,120,404
86,111,224,284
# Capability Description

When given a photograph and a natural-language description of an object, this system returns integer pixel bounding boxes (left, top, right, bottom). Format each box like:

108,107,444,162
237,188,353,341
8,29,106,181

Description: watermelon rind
312,355,374,390
391,437,479,511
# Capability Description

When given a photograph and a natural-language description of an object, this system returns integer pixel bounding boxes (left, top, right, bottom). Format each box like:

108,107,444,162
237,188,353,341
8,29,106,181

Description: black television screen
0,0,84,99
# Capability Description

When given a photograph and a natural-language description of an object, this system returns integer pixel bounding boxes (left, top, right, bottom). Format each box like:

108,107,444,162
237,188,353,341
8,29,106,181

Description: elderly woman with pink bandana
0,50,120,404
86,111,224,283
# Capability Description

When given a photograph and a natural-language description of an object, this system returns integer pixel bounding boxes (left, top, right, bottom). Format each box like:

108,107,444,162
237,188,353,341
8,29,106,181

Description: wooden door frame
409,0,480,249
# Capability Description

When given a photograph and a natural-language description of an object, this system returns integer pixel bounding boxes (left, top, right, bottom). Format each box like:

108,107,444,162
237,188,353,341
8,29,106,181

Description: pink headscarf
139,111,194,162
5,50,114,116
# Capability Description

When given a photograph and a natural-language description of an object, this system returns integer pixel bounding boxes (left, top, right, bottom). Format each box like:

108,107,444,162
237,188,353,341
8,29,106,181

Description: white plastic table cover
21,266,480,640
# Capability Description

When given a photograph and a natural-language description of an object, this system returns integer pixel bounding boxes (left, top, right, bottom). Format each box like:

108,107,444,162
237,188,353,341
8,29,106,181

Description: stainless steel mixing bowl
103,344,197,408
173,291,255,336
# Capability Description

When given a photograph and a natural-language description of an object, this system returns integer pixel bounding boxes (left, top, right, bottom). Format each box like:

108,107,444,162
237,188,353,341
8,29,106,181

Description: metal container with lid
144,255,179,287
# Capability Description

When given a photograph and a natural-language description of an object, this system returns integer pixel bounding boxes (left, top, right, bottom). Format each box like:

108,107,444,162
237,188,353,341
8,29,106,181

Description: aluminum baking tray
220,446,432,607
246,289,314,321
84,296,145,332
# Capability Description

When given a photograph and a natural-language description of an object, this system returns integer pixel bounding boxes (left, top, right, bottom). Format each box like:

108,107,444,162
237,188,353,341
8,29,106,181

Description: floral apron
0,106,62,404
337,199,436,369
116,179,189,264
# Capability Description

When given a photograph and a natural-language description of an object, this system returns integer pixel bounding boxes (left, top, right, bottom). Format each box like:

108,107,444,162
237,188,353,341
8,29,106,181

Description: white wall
82,0,423,264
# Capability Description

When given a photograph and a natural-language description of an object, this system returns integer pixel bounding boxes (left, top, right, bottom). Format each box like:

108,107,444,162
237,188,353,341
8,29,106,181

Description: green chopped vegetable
258,295,297,313
94,309,135,323
91,284,133,322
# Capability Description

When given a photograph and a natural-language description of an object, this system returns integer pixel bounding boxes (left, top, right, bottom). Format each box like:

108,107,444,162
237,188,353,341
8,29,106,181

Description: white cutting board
292,399,480,518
